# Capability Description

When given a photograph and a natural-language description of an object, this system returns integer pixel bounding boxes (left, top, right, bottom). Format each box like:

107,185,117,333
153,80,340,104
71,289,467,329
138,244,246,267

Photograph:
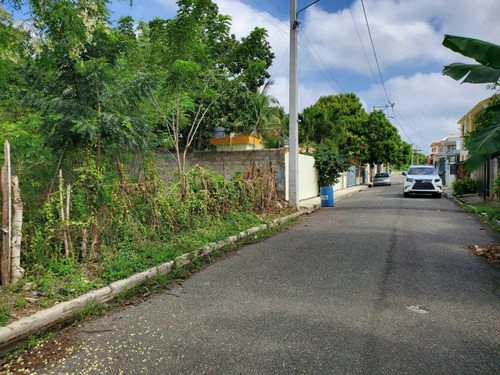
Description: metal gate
438,158,446,186
347,166,357,187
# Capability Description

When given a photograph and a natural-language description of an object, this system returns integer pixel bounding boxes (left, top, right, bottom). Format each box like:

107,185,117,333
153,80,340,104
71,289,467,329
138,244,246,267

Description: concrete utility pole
289,0,299,207
289,0,319,207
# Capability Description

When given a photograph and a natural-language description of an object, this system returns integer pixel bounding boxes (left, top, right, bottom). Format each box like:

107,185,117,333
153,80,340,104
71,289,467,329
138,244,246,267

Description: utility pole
289,0,319,207
289,0,299,207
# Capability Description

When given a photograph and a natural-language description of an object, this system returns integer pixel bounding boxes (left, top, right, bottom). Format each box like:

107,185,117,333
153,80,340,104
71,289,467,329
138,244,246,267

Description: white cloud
302,0,500,73
360,73,494,152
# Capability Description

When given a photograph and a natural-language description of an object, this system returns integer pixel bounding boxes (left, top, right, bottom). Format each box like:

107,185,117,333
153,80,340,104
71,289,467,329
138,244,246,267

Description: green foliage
462,104,500,171
452,178,477,196
442,35,500,171
75,299,109,321
299,94,407,167
313,147,353,187
462,201,500,232
300,93,366,147
0,0,286,328
0,303,11,326
494,176,500,199
442,35,500,83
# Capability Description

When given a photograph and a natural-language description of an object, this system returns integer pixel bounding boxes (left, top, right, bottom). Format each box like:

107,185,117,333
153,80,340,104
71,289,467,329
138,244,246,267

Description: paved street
39,174,500,375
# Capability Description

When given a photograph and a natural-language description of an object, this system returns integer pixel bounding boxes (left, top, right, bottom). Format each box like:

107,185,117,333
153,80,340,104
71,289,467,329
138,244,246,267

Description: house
428,135,464,185
457,96,496,142
427,140,443,166
441,135,463,185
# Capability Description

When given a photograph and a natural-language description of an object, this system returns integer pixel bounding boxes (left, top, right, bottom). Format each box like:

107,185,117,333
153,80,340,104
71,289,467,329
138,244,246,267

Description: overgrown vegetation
0,0,291,325
452,177,477,195
0,154,291,326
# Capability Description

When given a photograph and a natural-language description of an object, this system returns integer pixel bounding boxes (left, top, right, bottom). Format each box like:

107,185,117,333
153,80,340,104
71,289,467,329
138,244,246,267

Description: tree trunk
11,175,24,283
66,182,73,253
59,169,70,258
1,141,12,286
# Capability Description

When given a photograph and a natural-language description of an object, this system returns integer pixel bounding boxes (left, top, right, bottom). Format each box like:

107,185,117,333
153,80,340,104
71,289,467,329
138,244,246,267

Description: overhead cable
345,0,385,104
360,0,391,105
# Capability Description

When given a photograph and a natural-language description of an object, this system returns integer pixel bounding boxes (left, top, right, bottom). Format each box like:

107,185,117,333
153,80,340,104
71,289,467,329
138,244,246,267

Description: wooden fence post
11,175,25,283
1,141,12,286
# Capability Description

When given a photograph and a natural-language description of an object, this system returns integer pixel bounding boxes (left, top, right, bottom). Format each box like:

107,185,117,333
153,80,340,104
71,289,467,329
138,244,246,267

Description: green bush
313,147,352,187
452,178,476,196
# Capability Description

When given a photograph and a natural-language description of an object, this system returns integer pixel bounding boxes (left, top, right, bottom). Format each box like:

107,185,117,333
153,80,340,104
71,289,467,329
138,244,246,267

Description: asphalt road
39,174,500,375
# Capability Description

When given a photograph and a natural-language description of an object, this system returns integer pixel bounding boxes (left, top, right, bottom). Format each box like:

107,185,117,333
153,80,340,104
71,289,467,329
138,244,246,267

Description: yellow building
208,135,264,151
458,95,498,138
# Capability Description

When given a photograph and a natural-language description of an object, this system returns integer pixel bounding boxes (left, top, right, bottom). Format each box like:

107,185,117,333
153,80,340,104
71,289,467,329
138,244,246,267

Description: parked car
402,165,442,198
373,172,391,186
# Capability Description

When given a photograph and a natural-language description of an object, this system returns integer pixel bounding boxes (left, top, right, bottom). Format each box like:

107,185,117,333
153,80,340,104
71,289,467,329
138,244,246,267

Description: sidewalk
299,184,370,210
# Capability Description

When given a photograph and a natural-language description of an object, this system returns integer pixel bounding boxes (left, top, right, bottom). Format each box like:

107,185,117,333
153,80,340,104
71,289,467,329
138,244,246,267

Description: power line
299,29,344,93
239,0,289,36
394,108,433,146
274,44,290,77
360,0,391,105
345,0,385,104
390,107,422,151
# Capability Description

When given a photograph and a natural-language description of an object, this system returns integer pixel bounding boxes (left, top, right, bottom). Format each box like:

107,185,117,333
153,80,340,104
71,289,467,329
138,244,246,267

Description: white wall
285,153,319,201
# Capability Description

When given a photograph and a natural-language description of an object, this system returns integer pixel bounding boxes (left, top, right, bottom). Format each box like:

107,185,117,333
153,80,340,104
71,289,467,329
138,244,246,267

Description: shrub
313,147,352,187
452,178,476,196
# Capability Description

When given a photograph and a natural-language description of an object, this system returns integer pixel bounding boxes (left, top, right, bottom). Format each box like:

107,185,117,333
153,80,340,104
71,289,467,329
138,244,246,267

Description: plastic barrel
212,127,225,138
320,186,334,207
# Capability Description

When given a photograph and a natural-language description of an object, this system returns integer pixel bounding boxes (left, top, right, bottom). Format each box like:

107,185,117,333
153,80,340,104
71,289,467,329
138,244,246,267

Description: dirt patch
0,333,80,374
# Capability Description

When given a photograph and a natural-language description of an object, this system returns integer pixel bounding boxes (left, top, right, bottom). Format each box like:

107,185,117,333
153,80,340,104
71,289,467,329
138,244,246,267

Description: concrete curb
0,205,322,353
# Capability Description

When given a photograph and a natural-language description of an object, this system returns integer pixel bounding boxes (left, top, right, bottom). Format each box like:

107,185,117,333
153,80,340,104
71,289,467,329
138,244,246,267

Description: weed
75,299,110,321
0,304,11,326
462,201,500,232
14,299,28,309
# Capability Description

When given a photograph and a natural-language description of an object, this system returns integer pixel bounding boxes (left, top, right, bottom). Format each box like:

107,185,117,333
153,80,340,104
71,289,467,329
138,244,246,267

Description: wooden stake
59,169,70,258
11,175,24,283
66,182,73,254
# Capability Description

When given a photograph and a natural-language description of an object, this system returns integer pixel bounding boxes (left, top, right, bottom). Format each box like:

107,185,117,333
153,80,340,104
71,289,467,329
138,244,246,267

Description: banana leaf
442,35,500,84
442,63,500,84
442,35,500,68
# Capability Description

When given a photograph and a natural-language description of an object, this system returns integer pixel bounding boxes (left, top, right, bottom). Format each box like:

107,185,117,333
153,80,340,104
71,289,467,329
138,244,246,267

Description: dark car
373,172,391,186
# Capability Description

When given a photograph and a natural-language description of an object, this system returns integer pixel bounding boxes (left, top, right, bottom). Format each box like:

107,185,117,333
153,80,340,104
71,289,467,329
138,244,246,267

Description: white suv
402,165,443,198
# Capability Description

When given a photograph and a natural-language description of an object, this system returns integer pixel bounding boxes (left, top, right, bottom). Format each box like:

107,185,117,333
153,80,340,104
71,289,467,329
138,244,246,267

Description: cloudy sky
110,0,499,153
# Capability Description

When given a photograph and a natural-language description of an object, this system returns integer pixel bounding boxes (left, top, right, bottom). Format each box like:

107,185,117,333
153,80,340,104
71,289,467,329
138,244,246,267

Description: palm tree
248,81,283,147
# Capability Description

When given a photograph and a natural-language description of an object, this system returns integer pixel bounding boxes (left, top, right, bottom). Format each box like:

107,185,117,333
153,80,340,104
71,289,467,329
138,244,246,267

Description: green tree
4,0,149,169
442,34,500,171
353,110,406,167
300,93,367,148
248,82,282,137
143,0,276,184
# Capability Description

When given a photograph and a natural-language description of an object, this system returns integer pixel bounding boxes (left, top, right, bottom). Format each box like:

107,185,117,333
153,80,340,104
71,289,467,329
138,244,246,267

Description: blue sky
14,0,500,153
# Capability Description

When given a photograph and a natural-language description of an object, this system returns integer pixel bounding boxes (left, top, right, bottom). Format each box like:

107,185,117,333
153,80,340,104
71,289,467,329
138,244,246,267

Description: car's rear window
375,173,389,177
408,167,437,175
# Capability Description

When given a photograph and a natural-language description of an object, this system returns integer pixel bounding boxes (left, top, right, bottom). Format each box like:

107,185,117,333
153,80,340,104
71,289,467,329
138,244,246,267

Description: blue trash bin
320,186,334,207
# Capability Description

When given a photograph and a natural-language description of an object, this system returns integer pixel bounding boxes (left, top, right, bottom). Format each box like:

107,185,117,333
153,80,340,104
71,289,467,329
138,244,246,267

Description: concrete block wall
186,149,286,199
